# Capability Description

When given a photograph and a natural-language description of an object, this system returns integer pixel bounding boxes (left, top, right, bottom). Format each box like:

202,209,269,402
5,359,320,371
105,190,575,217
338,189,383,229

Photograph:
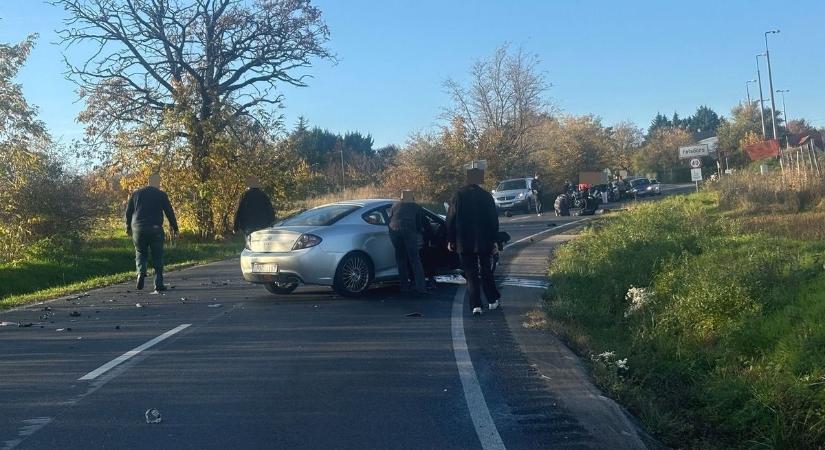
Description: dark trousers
535,192,543,213
390,230,426,293
460,252,500,309
133,226,165,288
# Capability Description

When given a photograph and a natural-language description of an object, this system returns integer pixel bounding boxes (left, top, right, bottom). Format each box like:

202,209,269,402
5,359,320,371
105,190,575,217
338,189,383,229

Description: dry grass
715,169,825,214
741,211,825,241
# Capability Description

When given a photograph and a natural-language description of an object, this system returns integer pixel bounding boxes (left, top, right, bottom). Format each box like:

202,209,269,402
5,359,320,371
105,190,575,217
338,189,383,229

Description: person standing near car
125,172,179,292
532,173,544,216
389,191,428,295
233,176,276,236
447,168,501,316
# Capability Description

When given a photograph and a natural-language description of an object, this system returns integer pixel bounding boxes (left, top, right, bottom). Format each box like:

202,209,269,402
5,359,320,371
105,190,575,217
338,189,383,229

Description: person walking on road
125,172,179,292
233,176,276,236
389,191,428,295
447,168,501,316
532,173,544,216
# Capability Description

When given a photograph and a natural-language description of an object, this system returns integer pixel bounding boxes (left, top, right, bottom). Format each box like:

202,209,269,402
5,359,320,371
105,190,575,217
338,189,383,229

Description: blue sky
2,0,824,147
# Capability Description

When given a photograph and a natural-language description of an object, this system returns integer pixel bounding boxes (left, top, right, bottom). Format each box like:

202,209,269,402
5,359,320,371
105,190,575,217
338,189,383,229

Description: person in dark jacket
446,168,501,315
532,173,544,216
233,176,276,235
389,191,428,294
125,173,179,291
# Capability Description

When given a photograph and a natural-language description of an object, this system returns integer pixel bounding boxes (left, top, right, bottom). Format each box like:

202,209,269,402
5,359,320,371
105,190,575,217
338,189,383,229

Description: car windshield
278,204,360,227
496,180,527,191
631,179,649,187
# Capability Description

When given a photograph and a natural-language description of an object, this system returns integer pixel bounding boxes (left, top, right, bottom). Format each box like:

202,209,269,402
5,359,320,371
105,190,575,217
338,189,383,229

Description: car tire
264,281,299,295
333,252,373,297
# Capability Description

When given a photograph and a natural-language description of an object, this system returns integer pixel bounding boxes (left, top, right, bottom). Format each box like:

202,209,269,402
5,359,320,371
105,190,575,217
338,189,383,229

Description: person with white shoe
446,168,501,316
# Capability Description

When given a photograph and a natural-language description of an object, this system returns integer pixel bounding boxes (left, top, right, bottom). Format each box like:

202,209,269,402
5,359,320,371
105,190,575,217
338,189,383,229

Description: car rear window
497,180,526,191
279,204,360,227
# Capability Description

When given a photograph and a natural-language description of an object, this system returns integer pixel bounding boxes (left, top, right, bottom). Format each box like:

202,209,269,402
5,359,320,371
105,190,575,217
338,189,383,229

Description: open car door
421,210,460,275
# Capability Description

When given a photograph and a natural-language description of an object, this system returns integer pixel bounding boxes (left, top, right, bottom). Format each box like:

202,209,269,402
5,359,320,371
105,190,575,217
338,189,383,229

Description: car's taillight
245,234,252,250
292,234,322,251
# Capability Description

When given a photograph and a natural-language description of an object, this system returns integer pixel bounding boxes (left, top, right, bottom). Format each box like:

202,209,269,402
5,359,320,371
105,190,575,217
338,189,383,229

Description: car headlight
517,192,525,199
292,234,322,251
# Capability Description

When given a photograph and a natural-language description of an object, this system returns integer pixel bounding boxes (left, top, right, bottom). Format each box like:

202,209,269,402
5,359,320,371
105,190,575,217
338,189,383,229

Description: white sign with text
679,145,709,159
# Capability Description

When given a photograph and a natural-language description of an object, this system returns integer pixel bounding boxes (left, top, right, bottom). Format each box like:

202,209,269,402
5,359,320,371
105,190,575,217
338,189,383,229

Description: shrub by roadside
547,192,825,449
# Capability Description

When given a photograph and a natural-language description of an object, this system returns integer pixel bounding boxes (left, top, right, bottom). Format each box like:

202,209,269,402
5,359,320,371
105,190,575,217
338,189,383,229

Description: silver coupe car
240,199,460,297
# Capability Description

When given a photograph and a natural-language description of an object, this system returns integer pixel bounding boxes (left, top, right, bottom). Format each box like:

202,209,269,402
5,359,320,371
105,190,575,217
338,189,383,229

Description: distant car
492,177,536,214
240,200,459,297
627,178,655,198
647,179,662,195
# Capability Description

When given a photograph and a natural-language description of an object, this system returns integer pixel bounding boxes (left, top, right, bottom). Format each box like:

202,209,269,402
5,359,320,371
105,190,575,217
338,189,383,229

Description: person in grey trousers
389,191,428,295
125,173,179,292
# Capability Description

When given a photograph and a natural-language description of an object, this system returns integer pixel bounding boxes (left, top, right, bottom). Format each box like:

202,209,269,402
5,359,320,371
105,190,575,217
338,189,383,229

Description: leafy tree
608,121,644,171
633,127,693,176
717,103,766,166
647,113,672,136
443,44,552,178
54,0,333,235
687,105,721,140
532,115,614,191
0,35,47,148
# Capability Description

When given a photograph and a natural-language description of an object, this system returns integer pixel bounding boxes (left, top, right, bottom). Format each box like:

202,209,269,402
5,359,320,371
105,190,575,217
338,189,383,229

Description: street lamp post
756,54,768,138
745,79,756,104
776,89,790,146
764,30,780,140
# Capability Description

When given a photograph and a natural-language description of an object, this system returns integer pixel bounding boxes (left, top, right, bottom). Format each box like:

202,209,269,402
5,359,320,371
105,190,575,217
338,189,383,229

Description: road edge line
505,218,589,249
451,286,507,450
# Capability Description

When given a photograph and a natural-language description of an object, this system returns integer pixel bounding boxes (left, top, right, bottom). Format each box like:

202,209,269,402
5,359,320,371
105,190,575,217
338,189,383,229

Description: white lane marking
508,215,531,222
78,324,191,381
505,218,589,249
451,287,507,450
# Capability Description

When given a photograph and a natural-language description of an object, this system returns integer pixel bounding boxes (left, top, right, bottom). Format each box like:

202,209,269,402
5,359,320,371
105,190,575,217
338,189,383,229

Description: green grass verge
0,231,242,310
546,192,825,449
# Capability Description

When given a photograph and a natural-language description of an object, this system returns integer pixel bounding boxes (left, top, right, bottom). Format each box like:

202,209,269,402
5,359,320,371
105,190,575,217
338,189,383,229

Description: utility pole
764,30,780,140
745,79,756,104
756,54,767,138
776,89,790,147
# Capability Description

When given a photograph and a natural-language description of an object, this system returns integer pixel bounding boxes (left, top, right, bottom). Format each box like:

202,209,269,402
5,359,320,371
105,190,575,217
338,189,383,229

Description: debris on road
56,327,72,332
69,311,81,317
405,312,423,318
547,223,557,227
42,306,52,311
435,275,467,285
0,321,16,327
207,303,223,308
18,322,34,327
115,325,121,330
135,303,144,308
180,297,187,303
145,408,162,424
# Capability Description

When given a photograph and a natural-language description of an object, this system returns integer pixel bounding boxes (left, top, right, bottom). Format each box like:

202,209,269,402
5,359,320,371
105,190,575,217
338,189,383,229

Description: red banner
745,139,780,161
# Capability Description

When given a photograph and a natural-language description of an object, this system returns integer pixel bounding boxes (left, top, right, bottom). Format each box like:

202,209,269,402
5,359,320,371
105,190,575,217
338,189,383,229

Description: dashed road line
505,218,589,249
451,287,507,450
78,323,191,380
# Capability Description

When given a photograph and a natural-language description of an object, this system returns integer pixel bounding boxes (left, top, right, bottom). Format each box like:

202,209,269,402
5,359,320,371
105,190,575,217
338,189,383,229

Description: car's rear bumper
240,247,340,286
495,198,528,211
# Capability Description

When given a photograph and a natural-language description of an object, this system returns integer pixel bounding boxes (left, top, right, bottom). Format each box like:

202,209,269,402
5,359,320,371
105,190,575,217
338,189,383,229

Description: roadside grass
546,191,825,449
0,228,242,310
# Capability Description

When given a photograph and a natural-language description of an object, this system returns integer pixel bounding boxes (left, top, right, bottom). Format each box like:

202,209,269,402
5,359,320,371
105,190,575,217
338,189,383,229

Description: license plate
252,263,278,274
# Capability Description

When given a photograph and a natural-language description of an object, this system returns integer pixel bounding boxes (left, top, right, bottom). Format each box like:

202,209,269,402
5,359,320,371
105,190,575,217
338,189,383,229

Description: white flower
615,358,629,371
624,286,652,317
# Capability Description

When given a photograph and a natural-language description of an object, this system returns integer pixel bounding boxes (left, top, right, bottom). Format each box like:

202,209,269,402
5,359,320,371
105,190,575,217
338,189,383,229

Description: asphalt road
0,185,691,450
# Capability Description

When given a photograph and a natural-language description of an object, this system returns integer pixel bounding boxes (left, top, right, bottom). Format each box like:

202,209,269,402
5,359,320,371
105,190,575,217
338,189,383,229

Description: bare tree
443,44,551,177
53,0,332,234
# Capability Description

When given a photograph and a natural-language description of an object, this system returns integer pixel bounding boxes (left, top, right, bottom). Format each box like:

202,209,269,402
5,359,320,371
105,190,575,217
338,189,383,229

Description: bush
547,192,825,449
0,148,107,262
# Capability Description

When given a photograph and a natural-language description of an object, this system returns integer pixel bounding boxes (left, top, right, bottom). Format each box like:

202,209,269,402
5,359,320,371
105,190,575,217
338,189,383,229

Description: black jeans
460,252,500,309
133,226,165,288
390,230,426,293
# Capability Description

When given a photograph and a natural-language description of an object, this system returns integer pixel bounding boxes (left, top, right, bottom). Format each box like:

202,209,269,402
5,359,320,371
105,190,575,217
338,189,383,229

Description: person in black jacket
388,191,428,295
447,168,501,315
233,176,276,235
125,173,179,291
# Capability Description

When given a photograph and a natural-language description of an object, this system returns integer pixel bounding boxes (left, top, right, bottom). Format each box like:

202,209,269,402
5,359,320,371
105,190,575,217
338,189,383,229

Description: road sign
679,145,710,159
689,158,702,168
690,168,703,182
